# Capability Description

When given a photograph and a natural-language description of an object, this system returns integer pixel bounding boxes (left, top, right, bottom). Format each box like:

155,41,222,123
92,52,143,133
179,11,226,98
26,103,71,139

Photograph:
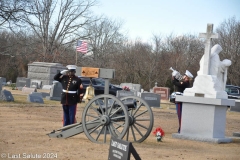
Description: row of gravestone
2,77,240,111
0,77,48,103
119,82,170,101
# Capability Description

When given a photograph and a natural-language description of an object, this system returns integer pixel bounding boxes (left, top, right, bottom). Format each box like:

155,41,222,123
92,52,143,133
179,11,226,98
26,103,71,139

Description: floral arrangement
153,127,165,142
122,86,130,91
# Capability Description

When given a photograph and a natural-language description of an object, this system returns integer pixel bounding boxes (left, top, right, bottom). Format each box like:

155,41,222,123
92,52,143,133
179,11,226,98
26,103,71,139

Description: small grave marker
108,137,141,160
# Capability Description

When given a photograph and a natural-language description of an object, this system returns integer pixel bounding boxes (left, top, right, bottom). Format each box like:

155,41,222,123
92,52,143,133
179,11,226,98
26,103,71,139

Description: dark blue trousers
175,102,182,133
62,104,77,126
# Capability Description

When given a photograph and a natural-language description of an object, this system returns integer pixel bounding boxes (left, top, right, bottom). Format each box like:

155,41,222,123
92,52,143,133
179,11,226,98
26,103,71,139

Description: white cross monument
172,24,235,143
199,24,218,75
183,24,229,99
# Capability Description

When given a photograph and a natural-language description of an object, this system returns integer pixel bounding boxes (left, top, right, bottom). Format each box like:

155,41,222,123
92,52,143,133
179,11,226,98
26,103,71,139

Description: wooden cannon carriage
47,67,154,144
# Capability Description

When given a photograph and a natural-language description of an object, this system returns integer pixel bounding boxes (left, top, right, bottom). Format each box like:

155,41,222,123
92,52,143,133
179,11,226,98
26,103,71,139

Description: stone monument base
172,133,232,143
184,75,228,99
172,96,235,143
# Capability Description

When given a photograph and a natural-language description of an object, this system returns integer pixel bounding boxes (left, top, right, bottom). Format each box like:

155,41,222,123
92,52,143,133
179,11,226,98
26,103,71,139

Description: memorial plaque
153,87,170,100
81,67,99,78
108,137,141,160
141,92,160,108
195,93,205,97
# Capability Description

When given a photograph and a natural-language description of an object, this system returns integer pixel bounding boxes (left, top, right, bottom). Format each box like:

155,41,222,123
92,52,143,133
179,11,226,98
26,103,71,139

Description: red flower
153,127,165,142
122,86,130,91
153,127,165,137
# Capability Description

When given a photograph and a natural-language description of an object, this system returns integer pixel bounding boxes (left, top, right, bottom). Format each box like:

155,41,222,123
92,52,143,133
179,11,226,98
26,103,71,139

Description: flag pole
75,50,77,65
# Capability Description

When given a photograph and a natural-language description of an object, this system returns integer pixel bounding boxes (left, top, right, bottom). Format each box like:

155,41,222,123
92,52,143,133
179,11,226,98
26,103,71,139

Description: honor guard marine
54,65,83,126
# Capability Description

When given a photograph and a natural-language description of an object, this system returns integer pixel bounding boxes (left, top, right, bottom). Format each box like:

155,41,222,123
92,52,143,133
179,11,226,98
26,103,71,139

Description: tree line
0,0,239,92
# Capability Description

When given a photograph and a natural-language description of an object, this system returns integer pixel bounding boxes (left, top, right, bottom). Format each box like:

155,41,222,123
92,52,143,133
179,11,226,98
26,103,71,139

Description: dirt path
0,101,240,160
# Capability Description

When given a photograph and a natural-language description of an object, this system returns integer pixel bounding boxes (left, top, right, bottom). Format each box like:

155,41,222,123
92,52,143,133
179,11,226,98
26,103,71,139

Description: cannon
47,67,154,144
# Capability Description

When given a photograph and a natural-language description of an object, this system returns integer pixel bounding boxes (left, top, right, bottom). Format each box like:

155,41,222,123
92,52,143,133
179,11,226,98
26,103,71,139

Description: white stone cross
199,24,218,75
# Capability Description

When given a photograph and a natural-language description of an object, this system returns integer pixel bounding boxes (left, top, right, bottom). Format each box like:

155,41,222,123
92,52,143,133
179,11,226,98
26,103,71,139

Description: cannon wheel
120,96,154,143
82,94,129,144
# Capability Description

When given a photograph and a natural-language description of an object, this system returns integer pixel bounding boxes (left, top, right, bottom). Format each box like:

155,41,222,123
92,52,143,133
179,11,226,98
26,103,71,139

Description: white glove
60,70,68,75
172,71,178,77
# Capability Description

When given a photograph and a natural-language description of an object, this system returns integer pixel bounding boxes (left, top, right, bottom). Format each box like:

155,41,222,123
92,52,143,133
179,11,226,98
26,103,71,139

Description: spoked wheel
82,94,129,144
120,96,154,143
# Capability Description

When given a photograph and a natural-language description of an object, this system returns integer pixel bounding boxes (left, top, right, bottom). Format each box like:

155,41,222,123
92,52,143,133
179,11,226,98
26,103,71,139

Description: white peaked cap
66,65,77,70
185,70,194,78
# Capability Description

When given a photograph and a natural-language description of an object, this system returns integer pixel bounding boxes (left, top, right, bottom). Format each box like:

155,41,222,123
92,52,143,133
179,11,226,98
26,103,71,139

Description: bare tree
82,17,126,67
22,0,97,62
215,16,240,86
0,0,34,27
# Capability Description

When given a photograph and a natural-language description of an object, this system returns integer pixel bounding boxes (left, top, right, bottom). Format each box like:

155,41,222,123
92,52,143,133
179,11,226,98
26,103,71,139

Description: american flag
76,40,88,53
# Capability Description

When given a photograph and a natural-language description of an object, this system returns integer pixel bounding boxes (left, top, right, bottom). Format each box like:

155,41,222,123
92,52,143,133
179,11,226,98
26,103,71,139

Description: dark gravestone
27,94,44,104
108,136,141,160
0,90,14,102
141,92,160,108
46,81,62,101
16,77,31,90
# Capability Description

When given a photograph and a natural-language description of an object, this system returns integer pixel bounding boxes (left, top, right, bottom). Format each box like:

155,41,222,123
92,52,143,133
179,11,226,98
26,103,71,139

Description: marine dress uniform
172,70,193,133
54,65,83,126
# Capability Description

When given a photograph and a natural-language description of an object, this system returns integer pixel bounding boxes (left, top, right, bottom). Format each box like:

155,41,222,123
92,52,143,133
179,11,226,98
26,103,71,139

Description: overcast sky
93,0,240,41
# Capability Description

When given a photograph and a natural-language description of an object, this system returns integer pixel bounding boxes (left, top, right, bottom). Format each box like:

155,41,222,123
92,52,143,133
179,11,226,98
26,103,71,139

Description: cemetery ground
0,87,240,160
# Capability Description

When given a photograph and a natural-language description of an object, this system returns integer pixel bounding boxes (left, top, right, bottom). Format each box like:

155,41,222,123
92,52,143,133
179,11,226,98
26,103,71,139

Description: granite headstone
16,77,31,90
0,90,14,101
27,93,44,104
141,92,160,108
46,81,62,101
27,62,66,86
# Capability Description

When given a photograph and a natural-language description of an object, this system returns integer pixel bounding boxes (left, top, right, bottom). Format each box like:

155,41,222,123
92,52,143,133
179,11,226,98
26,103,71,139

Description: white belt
62,89,77,93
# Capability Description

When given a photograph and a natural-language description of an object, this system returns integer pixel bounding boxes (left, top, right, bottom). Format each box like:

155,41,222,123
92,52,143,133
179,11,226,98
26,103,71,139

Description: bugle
169,67,183,81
